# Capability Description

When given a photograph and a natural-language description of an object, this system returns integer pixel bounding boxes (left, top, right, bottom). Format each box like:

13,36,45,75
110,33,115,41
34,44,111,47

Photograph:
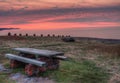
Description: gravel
9,73,55,83
0,64,55,83
0,64,11,73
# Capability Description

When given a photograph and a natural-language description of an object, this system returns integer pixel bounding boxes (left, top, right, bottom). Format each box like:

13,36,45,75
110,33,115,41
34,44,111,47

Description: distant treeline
7,32,70,37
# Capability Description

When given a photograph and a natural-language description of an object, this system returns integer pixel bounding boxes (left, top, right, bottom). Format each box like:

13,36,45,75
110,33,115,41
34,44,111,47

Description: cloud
1,5,120,16
11,20,30,24
48,13,120,23
0,28,19,31
0,5,120,25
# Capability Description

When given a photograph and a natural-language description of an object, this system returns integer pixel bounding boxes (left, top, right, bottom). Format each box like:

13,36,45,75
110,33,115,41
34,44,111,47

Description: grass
0,36,120,83
0,75,15,83
87,44,120,57
52,60,108,83
39,59,108,83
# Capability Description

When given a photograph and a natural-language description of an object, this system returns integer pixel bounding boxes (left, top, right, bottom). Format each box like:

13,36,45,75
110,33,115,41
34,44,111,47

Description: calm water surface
0,27,120,39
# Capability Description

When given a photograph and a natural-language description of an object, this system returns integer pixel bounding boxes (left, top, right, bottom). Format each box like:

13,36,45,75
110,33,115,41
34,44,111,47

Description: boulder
62,37,75,42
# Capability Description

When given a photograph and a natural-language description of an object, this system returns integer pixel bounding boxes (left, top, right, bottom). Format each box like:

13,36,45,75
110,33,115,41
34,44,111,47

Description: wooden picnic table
6,48,66,76
13,48,64,57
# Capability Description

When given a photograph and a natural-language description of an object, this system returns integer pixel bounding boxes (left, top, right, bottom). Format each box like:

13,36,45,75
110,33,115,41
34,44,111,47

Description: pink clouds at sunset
0,0,120,39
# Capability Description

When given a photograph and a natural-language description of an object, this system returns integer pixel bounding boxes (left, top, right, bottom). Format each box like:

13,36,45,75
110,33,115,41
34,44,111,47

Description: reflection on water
0,27,120,39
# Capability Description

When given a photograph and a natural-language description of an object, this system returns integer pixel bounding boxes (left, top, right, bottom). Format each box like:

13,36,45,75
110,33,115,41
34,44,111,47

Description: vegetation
0,36,120,83
52,60,108,83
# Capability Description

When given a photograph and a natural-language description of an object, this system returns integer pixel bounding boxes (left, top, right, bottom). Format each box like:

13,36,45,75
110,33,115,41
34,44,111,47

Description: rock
0,64,11,73
0,64,5,71
62,37,75,42
10,73,24,80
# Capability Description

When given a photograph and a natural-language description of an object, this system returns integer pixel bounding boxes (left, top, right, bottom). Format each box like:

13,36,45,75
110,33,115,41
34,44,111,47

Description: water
0,27,120,39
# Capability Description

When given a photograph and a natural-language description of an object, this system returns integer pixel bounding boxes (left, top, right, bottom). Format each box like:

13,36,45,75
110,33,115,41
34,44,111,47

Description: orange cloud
1,21,119,30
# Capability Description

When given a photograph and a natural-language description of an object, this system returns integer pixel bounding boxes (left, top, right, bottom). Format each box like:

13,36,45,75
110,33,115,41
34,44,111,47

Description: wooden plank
54,56,67,60
5,54,46,67
13,48,64,57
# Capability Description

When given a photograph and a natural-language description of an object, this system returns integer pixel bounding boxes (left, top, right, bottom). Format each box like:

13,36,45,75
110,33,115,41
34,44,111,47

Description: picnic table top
13,48,64,57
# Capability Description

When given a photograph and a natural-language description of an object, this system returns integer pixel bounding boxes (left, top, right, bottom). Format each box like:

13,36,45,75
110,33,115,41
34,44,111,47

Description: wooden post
47,34,50,37
52,34,55,37
62,35,64,38
40,34,43,37
19,33,22,36
8,32,11,36
58,35,60,37
14,33,17,36
26,33,28,36
33,34,36,37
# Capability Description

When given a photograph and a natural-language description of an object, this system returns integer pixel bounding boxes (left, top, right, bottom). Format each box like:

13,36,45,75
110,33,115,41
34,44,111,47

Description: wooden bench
6,54,45,67
6,48,67,76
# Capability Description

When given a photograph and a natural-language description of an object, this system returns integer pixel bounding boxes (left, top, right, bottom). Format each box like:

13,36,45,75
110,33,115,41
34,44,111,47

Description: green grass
0,74,15,83
39,59,109,83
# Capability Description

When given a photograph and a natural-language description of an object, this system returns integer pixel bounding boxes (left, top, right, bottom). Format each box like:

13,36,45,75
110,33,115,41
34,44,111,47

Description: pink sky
0,0,120,38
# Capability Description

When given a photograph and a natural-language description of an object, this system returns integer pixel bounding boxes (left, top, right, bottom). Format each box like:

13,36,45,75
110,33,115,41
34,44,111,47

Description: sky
0,0,120,39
